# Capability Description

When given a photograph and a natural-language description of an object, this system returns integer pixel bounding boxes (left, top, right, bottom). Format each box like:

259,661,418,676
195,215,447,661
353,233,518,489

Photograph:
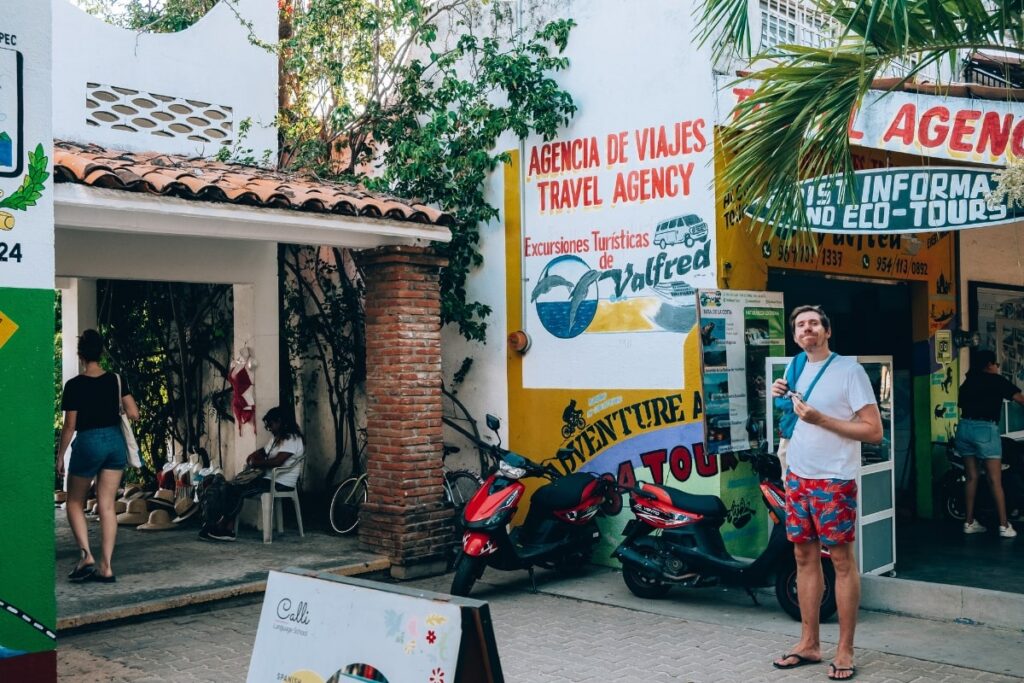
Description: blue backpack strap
773,352,807,413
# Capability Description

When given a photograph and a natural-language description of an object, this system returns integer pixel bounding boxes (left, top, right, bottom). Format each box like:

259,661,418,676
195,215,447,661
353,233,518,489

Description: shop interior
766,270,1024,594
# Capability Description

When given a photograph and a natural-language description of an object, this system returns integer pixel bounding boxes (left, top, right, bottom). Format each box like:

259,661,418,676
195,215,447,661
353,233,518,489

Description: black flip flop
68,564,96,582
773,653,821,669
827,663,857,680
84,572,116,583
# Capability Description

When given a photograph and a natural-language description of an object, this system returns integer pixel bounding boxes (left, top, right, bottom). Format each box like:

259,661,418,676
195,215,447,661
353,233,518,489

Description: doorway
766,270,915,503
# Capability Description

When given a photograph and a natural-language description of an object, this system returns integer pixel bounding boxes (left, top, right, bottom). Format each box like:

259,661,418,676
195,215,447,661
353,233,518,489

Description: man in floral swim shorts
770,306,883,681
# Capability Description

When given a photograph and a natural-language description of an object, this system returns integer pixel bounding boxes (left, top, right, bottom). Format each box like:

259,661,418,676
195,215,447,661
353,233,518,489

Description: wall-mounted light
508,330,531,354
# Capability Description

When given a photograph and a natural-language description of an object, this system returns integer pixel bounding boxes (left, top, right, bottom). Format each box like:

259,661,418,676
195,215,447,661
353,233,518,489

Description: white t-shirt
262,435,305,488
786,355,876,481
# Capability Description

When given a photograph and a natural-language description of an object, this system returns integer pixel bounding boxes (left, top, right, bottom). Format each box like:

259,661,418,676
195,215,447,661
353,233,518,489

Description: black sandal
68,563,96,581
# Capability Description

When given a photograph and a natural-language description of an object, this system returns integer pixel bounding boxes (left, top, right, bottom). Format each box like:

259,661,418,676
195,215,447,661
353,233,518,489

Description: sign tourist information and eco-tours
749,167,1024,234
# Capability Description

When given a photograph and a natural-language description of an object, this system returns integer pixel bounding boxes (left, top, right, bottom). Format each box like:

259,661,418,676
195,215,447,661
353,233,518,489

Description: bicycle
330,448,482,536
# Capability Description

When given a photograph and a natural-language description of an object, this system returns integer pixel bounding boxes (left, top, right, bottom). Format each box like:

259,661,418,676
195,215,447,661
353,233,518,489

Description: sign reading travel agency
520,0,717,390
749,167,1023,234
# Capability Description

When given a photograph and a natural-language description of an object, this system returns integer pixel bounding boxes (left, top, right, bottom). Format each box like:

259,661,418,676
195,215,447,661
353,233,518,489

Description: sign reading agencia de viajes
747,167,1024,234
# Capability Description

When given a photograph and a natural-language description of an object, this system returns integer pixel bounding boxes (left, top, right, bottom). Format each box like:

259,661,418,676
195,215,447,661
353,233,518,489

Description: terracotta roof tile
54,140,453,227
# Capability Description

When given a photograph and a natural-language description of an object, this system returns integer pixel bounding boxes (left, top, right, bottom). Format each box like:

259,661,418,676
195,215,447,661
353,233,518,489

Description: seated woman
200,406,305,541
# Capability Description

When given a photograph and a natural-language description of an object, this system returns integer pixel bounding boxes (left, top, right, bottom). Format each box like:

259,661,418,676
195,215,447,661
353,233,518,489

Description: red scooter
613,450,837,621
450,415,613,597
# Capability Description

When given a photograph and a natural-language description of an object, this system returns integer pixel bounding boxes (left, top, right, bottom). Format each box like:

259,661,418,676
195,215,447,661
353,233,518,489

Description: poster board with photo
247,570,503,683
697,290,785,455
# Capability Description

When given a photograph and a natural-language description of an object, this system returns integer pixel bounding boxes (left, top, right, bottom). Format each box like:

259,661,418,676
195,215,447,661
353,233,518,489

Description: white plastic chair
237,457,305,543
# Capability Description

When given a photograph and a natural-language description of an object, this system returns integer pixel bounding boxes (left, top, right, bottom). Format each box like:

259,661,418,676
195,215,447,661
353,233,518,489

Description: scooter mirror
486,414,501,432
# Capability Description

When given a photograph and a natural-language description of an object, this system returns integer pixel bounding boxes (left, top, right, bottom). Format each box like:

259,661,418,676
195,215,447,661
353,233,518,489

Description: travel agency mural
502,0,777,561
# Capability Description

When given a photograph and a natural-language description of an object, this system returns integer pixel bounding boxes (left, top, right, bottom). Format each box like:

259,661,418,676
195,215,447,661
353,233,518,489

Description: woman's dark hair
969,349,998,374
263,406,303,440
77,329,104,363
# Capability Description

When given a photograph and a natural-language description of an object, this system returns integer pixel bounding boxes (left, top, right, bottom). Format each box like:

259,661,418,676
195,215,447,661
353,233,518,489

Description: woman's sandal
68,563,96,581
84,572,116,583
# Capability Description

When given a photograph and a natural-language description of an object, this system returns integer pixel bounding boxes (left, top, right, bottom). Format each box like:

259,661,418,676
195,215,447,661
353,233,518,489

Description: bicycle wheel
444,470,482,509
329,476,367,535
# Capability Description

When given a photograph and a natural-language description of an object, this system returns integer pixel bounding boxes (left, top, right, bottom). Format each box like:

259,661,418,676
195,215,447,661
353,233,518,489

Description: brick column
357,245,451,578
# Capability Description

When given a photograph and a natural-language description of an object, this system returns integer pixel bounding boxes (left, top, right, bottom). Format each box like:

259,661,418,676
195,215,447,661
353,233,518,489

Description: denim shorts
954,418,1003,460
68,426,127,478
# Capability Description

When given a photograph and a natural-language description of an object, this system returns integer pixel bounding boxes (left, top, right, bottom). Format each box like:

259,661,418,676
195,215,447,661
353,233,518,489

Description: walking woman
956,349,1024,538
57,329,139,582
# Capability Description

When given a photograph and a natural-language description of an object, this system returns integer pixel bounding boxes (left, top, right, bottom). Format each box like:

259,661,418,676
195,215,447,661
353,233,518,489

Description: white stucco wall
53,0,278,159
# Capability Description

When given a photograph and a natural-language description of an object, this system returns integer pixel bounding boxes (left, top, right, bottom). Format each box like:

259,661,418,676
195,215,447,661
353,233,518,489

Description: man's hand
771,378,789,398
791,395,826,426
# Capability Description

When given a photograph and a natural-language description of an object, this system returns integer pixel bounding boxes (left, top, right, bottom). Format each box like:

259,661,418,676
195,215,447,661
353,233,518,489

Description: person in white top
200,406,305,542
770,306,882,681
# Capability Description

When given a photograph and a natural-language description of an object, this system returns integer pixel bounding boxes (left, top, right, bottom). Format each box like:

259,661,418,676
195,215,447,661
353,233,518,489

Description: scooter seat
640,483,726,518
531,472,600,512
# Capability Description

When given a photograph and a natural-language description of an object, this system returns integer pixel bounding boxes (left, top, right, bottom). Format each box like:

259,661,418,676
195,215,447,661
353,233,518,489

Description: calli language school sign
749,167,1024,234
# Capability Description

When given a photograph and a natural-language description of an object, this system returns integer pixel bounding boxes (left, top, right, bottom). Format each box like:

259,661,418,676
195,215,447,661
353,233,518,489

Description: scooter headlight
498,459,527,480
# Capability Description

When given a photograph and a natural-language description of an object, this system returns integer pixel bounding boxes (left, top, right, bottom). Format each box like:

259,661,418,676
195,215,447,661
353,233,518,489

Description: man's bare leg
828,542,859,679
773,541,823,667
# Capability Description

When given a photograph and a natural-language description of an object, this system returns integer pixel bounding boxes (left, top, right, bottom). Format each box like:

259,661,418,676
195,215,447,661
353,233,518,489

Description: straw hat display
171,497,199,524
116,498,149,525
147,489,176,512
114,499,128,515
137,509,175,531
121,484,145,500
54,491,67,505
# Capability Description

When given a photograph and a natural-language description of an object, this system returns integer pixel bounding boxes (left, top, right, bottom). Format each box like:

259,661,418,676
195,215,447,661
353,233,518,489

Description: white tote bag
116,374,142,468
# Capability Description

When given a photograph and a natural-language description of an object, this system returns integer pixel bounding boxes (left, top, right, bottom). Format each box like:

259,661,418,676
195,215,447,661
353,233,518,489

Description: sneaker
963,520,987,534
206,529,236,542
999,523,1017,538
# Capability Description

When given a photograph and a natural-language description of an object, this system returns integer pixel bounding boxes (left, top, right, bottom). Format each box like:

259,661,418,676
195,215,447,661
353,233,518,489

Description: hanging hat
171,497,199,524
147,489,176,512
114,499,128,515
137,509,175,531
116,499,149,525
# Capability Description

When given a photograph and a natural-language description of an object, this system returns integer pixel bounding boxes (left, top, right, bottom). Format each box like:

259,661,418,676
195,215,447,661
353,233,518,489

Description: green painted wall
0,289,56,656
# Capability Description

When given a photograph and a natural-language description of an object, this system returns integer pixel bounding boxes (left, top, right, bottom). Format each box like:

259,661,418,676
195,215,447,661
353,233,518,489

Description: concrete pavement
55,513,388,629
59,564,1024,682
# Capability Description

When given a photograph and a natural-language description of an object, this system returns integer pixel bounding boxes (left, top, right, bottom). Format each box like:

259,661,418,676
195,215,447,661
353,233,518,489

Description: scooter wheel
622,547,671,599
451,553,484,597
775,556,837,622
944,492,967,521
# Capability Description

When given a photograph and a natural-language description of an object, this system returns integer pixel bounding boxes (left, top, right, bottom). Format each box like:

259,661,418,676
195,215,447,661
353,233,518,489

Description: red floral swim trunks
784,471,857,546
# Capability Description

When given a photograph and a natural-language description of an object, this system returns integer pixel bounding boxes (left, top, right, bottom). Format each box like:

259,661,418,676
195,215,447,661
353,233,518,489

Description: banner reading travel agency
519,0,717,390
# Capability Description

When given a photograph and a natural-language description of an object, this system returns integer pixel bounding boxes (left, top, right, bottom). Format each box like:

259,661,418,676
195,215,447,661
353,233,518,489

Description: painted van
653,213,709,249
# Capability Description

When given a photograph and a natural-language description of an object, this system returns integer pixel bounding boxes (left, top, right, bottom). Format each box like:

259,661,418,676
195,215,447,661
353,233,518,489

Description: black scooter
940,437,1024,523
613,450,837,621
